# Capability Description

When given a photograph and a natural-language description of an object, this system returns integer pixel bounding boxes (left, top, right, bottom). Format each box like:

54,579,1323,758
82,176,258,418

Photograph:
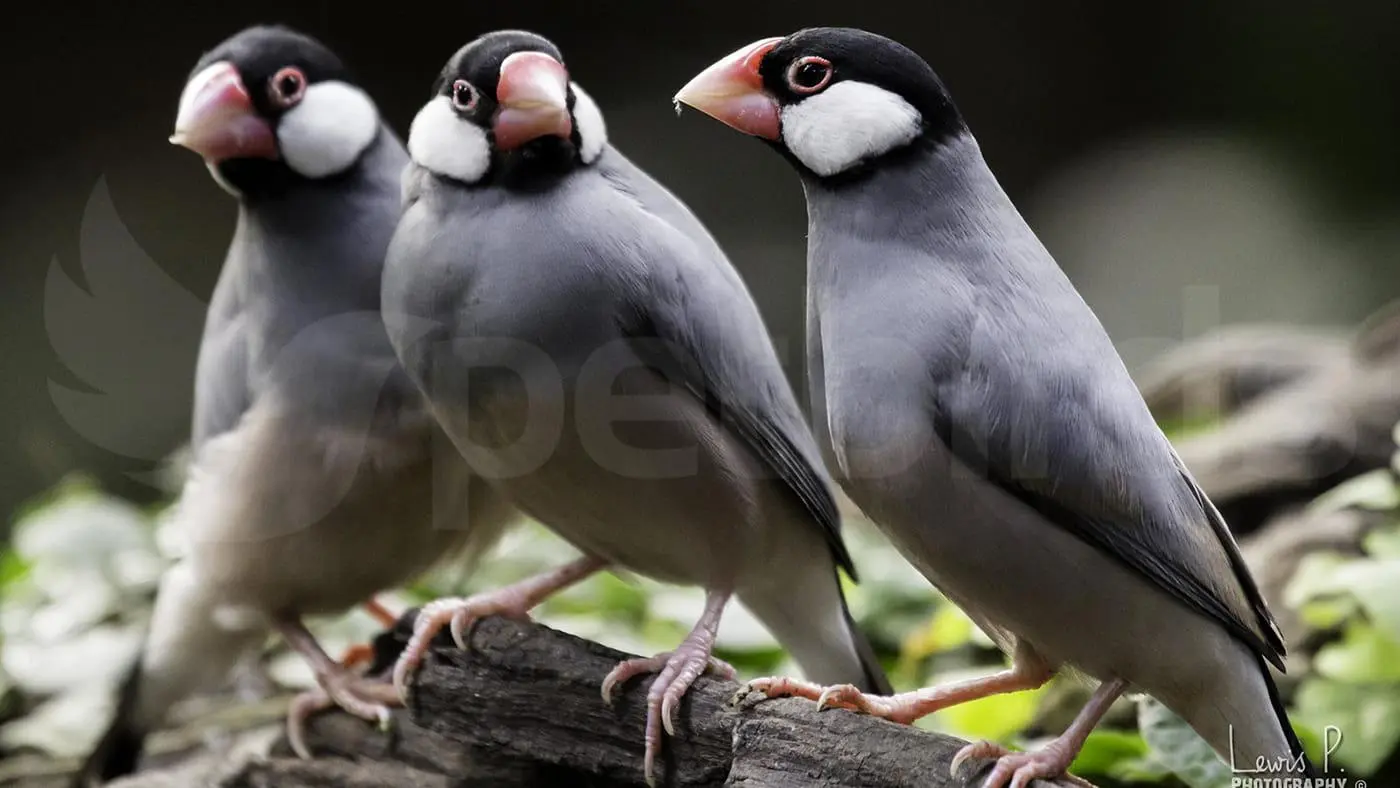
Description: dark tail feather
71,651,148,787
839,590,893,696
1260,654,1315,779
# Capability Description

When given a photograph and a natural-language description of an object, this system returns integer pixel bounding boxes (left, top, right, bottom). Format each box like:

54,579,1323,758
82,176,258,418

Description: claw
391,557,607,702
602,657,649,706
951,739,1004,777
391,594,530,701
285,673,400,759
815,684,842,712
603,590,733,787
450,609,472,651
952,739,1099,788
661,694,677,737
286,689,330,760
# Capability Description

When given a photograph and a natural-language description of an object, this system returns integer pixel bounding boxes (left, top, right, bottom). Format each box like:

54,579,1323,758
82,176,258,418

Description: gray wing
935,312,1287,668
190,267,251,451
604,154,856,578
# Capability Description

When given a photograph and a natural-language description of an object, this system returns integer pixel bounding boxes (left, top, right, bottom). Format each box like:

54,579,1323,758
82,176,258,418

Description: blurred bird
676,27,1312,787
380,29,890,786
72,25,515,785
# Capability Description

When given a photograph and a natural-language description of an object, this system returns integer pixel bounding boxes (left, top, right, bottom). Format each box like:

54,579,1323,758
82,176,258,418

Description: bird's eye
451,79,480,113
786,56,833,94
268,66,306,108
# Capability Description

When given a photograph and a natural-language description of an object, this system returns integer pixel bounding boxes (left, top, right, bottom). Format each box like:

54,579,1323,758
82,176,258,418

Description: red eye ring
269,66,306,108
450,79,480,113
786,55,833,95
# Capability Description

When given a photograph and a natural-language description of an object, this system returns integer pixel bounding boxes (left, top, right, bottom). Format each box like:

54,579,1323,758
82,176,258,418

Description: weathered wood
103,616,1078,787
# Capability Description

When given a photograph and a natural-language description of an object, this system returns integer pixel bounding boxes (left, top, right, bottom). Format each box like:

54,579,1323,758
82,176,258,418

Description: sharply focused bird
379,29,890,786
72,25,514,785
675,27,1312,788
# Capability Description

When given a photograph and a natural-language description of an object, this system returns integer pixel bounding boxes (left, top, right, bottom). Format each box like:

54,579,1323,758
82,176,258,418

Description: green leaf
1363,525,1400,559
1069,729,1151,776
1310,469,1400,515
921,667,1046,742
1298,596,1358,630
1326,558,1400,642
1282,551,1351,610
1313,622,1400,683
1137,697,1232,788
1107,753,1178,783
900,603,974,664
1159,415,1223,443
1292,677,1400,775
0,550,28,587
543,573,649,622
1284,550,1400,642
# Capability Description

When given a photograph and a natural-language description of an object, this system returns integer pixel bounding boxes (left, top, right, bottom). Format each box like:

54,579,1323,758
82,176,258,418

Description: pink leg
740,640,1053,725
601,589,736,787
952,677,1127,788
275,618,403,760
391,554,608,699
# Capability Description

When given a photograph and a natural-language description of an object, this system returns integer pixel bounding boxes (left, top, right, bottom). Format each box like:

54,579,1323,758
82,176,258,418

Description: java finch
675,26,1313,788
379,29,890,786
73,25,514,786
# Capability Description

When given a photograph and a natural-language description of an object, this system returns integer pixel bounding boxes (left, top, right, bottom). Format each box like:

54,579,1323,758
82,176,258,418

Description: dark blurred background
4,0,1400,527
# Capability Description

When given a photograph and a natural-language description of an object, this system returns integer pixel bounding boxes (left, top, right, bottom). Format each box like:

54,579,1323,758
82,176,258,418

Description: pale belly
434,370,795,590
176,404,509,618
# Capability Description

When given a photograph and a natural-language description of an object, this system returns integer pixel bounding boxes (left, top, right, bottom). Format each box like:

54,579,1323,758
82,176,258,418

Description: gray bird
379,29,891,786
676,28,1313,788
73,25,514,785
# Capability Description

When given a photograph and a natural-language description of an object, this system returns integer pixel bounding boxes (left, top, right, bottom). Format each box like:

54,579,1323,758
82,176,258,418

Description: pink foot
286,671,401,759
733,675,828,705
735,679,931,722
601,589,734,787
736,658,1054,726
951,740,1097,788
602,648,735,786
390,555,607,700
816,684,926,722
390,592,532,699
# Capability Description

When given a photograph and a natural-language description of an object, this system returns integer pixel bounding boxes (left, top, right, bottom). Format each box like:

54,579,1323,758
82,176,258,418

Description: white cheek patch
569,82,607,164
407,95,491,184
780,81,923,177
277,81,380,178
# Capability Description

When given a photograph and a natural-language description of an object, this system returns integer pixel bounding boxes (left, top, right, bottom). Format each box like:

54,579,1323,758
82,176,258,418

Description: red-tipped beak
170,61,278,162
493,51,573,151
673,37,783,140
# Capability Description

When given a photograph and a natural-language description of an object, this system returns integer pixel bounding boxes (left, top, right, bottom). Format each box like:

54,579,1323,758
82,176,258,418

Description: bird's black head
172,25,383,198
675,27,966,181
407,30,608,188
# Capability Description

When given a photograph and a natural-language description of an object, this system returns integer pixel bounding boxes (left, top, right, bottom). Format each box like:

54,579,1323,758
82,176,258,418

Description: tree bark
107,616,1077,788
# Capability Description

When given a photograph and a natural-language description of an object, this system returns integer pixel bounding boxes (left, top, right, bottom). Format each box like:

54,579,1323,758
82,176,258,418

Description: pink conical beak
170,61,278,162
673,37,783,140
493,51,573,150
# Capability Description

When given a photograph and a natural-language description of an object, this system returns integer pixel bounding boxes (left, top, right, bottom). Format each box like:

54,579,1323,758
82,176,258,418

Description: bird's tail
737,563,891,695
1259,653,1315,778
1168,644,1315,782
71,563,265,786
838,584,894,695
71,652,148,787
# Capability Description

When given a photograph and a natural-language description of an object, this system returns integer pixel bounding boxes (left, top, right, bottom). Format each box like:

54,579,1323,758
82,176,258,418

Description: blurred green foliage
4,448,1400,784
